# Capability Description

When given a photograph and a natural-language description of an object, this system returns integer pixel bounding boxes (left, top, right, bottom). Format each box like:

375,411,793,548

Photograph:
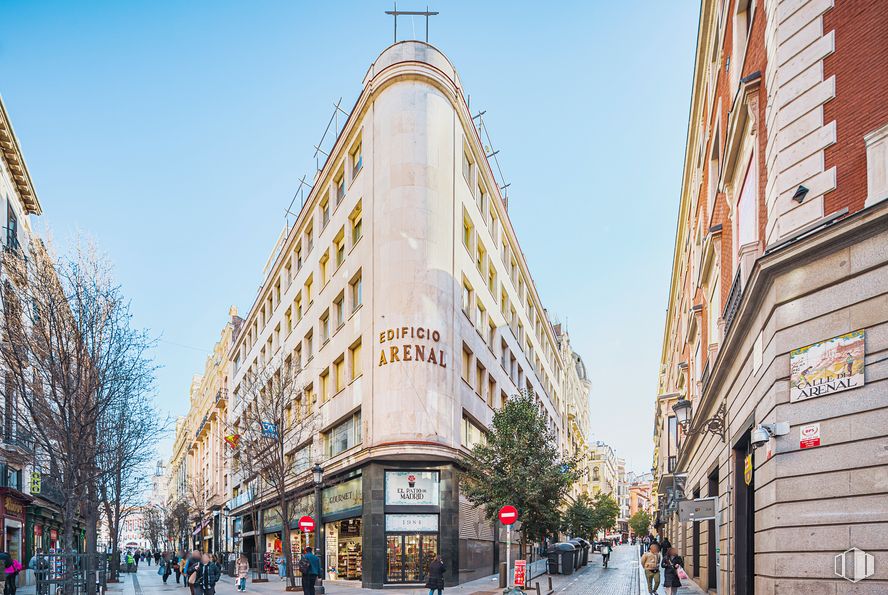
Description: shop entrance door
385,534,438,583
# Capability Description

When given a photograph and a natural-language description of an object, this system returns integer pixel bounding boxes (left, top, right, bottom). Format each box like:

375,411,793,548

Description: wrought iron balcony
722,269,743,336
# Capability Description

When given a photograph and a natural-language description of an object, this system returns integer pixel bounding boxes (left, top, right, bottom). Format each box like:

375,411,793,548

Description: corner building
653,0,888,593
229,42,571,588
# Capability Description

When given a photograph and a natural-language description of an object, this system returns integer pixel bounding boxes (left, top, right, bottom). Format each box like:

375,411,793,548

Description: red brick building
653,0,888,593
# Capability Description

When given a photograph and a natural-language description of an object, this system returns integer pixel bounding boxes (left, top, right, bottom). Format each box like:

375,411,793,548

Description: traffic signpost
499,506,518,588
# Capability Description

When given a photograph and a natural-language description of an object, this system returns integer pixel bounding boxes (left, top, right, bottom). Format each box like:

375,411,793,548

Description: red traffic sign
498,505,518,525
298,515,316,532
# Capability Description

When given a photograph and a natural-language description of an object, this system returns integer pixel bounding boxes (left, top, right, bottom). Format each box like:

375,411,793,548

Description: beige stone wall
669,204,888,593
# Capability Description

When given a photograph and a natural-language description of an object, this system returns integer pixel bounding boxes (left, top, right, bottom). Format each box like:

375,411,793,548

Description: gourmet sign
377,326,446,368
384,471,440,506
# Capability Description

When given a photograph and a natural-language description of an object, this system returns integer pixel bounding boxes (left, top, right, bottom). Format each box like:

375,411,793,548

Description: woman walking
235,554,250,592
425,555,445,595
661,546,686,595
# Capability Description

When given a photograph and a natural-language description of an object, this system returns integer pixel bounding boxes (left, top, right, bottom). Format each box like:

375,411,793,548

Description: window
462,345,473,385
305,385,315,415
477,181,487,216
708,126,721,213
305,275,314,304
305,330,313,361
350,270,363,311
334,229,346,267
476,242,486,275
475,361,485,396
461,415,485,448
350,339,362,380
475,302,486,331
320,369,330,402
487,376,496,408
334,355,345,392
320,310,330,342
488,267,496,296
351,140,363,177
295,246,303,271
295,293,303,321
350,202,363,245
463,215,473,251
462,280,473,317
462,149,473,185
708,275,721,344
320,251,330,286
321,197,330,228
334,292,345,328
488,319,496,350
335,170,345,203
305,225,314,253
285,307,292,335
736,153,757,249
325,411,361,457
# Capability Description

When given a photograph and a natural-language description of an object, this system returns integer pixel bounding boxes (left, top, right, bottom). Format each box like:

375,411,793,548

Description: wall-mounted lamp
672,397,727,442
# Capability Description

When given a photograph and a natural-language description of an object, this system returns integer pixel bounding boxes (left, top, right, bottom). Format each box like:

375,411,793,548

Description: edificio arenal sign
790,330,865,402
377,326,447,368
678,497,717,522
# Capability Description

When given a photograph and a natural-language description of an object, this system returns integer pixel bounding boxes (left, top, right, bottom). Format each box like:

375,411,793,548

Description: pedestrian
155,551,161,565
425,555,445,595
161,553,172,584
661,547,686,595
134,550,140,569
298,547,321,595
276,554,286,581
235,554,249,592
146,551,152,567
193,554,220,595
185,551,202,594
4,556,21,595
641,543,660,594
171,552,182,584
125,552,135,573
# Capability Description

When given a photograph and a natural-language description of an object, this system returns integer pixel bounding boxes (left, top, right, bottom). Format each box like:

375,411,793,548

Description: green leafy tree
561,494,596,538
588,493,620,537
628,510,652,538
460,391,579,550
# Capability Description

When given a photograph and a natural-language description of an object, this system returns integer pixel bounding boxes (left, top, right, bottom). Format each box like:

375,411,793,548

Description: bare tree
227,354,320,589
0,239,155,570
165,498,191,552
143,506,166,552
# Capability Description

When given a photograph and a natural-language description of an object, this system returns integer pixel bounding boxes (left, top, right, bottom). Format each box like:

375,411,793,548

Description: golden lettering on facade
4,497,23,515
378,325,446,368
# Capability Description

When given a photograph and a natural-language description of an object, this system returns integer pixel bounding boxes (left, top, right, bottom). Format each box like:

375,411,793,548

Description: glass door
386,536,403,582
386,534,439,583
403,535,421,582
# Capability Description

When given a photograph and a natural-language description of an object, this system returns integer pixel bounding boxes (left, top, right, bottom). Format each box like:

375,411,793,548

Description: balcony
0,431,34,458
722,268,743,336
194,414,209,438
215,388,228,408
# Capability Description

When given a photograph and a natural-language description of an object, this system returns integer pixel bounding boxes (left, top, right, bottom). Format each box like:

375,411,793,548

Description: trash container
548,543,576,575
546,550,560,574
568,540,583,569
574,538,590,566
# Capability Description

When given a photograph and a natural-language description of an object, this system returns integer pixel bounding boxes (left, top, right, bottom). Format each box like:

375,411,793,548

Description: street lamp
672,397,727,442
222,505,231,558
312,464,325,594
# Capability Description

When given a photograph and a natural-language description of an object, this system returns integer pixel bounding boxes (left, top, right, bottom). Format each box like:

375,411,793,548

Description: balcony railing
722,268,743,337
667,455,677,474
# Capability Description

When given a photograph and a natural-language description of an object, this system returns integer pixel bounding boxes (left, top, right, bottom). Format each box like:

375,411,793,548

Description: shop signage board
790,330,865,402
384,514,439,532
513,560,526,587
384,471,439,506
678,497,717,522
799,423,821,449
323,477,363,516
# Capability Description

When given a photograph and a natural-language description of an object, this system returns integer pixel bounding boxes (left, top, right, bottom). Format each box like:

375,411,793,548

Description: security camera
750,422,790,449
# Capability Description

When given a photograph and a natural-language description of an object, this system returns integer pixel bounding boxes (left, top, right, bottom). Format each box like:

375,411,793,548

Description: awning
192,517,212,536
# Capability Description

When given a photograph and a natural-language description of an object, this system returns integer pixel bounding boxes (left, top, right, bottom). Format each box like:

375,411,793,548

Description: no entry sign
498,505,518,525
298,515,316,532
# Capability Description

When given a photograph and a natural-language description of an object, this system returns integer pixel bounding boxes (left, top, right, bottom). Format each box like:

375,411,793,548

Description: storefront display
383,471,440,584
324,519,362,581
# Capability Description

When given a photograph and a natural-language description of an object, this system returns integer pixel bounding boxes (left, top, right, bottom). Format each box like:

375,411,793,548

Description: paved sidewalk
634,547,707,595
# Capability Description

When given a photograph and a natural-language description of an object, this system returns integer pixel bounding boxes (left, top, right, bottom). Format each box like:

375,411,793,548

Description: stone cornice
0,95,41,215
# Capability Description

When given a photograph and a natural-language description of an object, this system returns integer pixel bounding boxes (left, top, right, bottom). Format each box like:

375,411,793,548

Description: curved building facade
228,41,573,588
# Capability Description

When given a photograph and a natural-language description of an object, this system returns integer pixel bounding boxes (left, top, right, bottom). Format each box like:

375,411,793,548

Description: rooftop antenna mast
385,3,439,43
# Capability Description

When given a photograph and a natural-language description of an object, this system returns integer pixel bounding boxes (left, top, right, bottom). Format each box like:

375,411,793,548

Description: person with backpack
298,547,321,595
192,554,220,595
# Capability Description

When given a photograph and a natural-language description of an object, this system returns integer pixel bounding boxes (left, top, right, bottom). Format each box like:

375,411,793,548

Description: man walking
641,543,661,594
299,547,321,595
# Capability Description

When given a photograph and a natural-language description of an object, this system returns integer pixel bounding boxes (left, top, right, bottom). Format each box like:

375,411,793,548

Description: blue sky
0,0,699,474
